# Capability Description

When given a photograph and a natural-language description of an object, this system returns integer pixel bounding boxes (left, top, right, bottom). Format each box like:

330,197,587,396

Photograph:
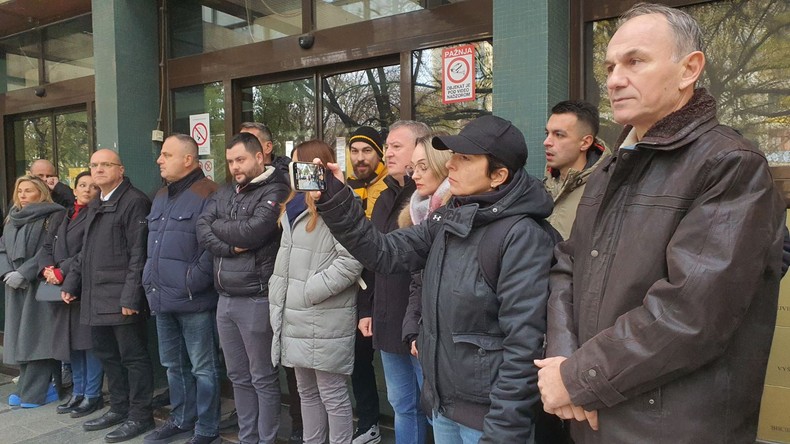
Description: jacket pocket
451,333,504,404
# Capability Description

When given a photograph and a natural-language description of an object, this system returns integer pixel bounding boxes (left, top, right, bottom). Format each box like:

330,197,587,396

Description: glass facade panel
586,0,790,164
44,15,94,84
170,0,302,58
241,79,317,158
0,31,40,92
315,0,468,30
11,109,92,186
14,115,53,179
172,82,227,183
412,41,493,134
321,64,400,146
55,110,91,186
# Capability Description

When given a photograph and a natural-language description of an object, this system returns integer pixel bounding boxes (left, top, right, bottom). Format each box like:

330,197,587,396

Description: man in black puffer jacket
196,132,290,444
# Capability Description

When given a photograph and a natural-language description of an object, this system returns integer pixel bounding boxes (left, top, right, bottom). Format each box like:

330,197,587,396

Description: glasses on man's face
89,162,121,169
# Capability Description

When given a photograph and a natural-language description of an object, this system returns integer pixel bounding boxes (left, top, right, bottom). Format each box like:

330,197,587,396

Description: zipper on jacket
217,257,225,292
186,266,194,300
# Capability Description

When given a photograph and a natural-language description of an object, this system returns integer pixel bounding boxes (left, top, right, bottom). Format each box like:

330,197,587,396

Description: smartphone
289,161,327,192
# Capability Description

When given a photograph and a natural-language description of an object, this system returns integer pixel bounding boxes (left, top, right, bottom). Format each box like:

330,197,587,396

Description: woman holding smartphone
270,140,364,444
313,115,557,443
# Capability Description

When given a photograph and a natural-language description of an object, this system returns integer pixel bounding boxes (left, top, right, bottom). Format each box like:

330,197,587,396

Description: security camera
34,87,46,98
298,34,315,50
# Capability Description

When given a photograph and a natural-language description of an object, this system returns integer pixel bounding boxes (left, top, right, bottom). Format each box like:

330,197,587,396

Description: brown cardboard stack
758,214,790,443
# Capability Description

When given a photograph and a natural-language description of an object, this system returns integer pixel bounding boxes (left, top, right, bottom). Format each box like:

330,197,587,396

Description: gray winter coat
269,208,363,375
0,202,69,364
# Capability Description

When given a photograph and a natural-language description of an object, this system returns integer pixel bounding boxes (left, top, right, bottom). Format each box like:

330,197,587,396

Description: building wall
493,0,569,177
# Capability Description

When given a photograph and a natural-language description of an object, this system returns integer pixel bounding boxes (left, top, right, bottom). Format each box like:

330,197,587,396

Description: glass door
10,107,92,187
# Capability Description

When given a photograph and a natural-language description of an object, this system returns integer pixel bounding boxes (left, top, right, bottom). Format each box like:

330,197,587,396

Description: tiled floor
0,373,395,443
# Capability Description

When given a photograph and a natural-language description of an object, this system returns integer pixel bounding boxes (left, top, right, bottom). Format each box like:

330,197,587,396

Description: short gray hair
389,120,431,140
619,3,704,61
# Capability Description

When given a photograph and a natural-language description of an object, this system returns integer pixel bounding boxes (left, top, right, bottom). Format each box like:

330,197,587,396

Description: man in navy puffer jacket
143,134,221,444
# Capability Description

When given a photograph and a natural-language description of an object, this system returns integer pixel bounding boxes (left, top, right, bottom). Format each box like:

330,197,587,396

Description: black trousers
92,321,153,421
284,366,303,429
18,359,59,404
351,329,380,430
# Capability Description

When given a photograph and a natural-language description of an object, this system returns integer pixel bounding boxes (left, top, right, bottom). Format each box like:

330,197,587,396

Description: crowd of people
0,4,786,444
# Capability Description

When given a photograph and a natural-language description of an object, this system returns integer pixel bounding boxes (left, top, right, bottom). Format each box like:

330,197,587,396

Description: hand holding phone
290,161,327,192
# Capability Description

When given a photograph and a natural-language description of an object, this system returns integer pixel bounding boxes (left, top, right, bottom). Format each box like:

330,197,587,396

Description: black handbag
35,282,63,303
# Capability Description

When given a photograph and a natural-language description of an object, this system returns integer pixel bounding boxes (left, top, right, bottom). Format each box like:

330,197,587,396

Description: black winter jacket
196,166,290,298
318,169,555,442
62,177,151,326
361,175,416,354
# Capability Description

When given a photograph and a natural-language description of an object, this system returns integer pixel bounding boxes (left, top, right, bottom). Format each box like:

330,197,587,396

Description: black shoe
185,434,221,444
83,411,128,431
143,419,194,444
289,427,303,444
71,396,104,418
105,419,155,443
56,395,84,414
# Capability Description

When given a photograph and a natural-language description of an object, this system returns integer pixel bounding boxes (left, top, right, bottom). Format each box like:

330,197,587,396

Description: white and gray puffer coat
269,208,363,375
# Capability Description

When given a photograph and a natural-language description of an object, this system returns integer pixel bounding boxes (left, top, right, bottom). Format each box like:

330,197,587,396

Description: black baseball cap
432,115,527,170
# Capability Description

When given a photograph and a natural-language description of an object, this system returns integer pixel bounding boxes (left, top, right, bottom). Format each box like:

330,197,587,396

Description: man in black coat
355,120,429,444
62,149,154,442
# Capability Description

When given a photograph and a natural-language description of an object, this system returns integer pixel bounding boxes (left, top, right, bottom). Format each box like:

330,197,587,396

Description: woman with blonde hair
269,140,364,444
398,135,452,357
1,175,67,408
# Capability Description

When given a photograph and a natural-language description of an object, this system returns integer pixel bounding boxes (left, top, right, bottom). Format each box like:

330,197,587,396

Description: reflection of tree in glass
55,112,90,186
22,117,53,176
412,41,493,134
248,79,316,156
589,0,789,162
322,66,400,145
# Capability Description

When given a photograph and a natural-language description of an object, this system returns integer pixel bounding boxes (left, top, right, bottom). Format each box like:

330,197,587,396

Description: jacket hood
447,168,553,235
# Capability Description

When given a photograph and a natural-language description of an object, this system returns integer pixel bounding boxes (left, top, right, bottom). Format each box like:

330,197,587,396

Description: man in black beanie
346,126,388,219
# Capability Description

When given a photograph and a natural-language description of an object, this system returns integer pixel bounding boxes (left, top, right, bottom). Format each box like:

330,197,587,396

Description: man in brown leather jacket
536,3,785,443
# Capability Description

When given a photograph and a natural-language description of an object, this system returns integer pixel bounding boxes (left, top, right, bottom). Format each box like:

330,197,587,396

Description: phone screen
290,161,327,192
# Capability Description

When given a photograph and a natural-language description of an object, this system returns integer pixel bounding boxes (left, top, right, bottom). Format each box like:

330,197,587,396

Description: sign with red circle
189,113,212,155
442,44,476,104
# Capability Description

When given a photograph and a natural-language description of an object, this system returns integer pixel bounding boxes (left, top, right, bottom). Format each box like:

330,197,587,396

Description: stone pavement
0,373,395,443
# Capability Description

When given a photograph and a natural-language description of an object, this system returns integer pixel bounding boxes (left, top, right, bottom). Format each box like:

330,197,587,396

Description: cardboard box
758,385,790,443
766,327,790,388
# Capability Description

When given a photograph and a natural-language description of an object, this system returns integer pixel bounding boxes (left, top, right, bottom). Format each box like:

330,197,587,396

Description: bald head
30,159,56,176
158,135,200,183
90,149,125,193
30,159,59,190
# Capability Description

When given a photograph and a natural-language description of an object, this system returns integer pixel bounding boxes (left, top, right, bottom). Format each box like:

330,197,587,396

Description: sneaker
61,363,73,389
352,424,382,444
8,393,20,407
185,434,221,444
142,419,194,444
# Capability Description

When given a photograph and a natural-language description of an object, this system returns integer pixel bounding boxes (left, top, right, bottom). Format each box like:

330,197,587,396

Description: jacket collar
614,88,719,152
167,167,205,197
91,177,131,213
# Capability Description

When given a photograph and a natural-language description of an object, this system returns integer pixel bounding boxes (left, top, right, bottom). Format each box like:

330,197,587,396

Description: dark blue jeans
156,311,221,437
71,349,104,398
